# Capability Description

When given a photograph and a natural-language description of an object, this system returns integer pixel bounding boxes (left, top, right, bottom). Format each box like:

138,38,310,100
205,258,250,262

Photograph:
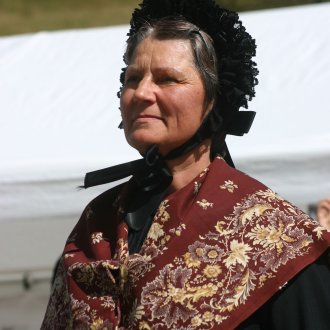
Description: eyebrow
126,65,185,76
155,67,185,76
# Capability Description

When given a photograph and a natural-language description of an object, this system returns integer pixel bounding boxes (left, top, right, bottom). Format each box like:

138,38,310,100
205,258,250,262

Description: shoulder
212,157,289,208
213,156,271,195
238,249,330,330
211,156,330,253
66,181,128,243
214,157,306,215
87,181,127,214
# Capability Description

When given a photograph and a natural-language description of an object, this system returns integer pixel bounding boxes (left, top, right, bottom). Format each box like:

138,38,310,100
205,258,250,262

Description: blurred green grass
217,0,328,11
0,0,140,36
0,0,328,36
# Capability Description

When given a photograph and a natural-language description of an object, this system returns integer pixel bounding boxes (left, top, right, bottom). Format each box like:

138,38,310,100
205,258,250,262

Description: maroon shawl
42,157,330,329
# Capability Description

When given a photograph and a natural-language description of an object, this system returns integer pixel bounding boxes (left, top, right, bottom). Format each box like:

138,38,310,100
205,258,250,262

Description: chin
127,137,158,154
126,131,162,152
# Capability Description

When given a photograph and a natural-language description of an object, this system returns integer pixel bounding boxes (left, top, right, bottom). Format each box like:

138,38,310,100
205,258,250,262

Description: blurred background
0,0,329,36
0,0,329,329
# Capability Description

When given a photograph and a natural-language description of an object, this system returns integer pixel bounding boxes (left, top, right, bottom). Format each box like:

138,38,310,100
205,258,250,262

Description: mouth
134,114,163,123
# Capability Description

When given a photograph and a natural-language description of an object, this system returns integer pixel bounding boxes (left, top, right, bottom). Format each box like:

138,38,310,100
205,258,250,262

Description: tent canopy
0,3,330,276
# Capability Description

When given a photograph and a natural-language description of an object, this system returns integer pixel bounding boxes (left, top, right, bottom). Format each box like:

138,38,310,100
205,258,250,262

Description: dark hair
123,17,218,108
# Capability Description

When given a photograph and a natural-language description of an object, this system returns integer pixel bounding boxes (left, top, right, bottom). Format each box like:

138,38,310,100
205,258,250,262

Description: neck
165,139,211,194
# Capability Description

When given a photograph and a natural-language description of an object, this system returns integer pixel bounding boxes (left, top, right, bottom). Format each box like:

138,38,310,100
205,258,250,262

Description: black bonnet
120,0,258,126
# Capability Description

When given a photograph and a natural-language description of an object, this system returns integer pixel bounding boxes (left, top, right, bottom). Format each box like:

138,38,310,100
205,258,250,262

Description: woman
42,0,330,329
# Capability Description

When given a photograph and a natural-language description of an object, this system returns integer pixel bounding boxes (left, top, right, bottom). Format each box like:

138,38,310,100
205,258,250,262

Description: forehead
129,37,195,66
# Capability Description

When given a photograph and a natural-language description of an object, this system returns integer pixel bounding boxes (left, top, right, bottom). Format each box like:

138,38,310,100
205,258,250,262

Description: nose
133,78,156,103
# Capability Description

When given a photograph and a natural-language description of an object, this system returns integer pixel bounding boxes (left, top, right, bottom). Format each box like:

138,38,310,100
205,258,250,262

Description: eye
124,69,142,86
157,76,178,85
124,75,140,86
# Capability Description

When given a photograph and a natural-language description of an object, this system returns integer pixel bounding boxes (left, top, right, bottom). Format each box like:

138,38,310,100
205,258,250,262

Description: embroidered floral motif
99,296,116,309
138,321,151,329
70,294,91,323
191,316,203,327
123,299,145,327
239,204,273,225
313,225,328,239
215,221,233,236
188,241,224,263
203,311,215,322
64,253,75,258
147,222,165,240
142,200,171,253
67,260,120,295
183,252,201,268
141,264,218,327
127,200,174,285
133,188,327,329
203,264,222,278
141,265,197,326
224,240,252,268
169,223,186,236
255,189,281,201
90,318,115,330
199,167,210,177
193,181,202,195
225,269,257,309
197,199,213,210
156,200,170,223
91,232,103,244
220,180,238,193
127,253,155,283
41,260,72,328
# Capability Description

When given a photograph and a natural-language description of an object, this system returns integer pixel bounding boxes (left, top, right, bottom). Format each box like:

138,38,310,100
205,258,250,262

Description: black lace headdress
83,0,258,191
124,0,258,119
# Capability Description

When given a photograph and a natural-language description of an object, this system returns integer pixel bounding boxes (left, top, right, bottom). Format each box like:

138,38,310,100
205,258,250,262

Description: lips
134,113,163,123
138,114,161,119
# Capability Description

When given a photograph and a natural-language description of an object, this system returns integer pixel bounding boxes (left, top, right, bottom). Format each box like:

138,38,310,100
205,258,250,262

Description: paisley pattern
42,157,330,329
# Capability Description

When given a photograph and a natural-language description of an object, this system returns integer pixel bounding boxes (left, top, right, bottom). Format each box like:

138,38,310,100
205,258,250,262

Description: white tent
0,3,330,328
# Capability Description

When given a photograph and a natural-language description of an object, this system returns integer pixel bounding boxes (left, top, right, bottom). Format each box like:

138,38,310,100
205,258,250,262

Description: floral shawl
41,156,330,329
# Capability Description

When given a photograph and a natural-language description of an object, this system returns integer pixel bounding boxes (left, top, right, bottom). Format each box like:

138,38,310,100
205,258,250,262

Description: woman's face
120,37,212,155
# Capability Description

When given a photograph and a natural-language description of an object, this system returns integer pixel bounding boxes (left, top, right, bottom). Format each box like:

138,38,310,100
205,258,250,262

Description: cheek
173,95,206,125
120,92,132,122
